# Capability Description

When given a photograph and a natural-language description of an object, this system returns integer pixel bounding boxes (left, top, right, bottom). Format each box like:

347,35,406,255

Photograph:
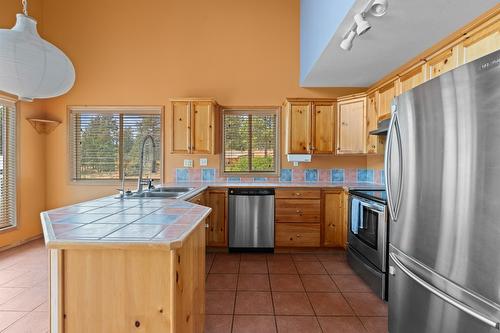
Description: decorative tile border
175,167,386,184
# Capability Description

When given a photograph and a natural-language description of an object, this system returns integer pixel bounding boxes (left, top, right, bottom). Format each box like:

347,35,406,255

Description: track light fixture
354,13,371,35
339,0,389,51
370,0,388,17
340,30,356,51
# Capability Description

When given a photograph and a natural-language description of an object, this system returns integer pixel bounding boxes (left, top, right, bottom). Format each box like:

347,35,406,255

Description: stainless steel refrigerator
386,49,500,333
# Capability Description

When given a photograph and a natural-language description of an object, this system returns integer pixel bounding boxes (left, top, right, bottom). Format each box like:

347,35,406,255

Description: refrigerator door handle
389,252,500,330
384,112,403,220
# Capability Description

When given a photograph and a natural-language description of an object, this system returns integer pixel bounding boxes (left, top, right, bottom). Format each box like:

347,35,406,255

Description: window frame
0,95,18,232
67,106,165,185
220,106,280,177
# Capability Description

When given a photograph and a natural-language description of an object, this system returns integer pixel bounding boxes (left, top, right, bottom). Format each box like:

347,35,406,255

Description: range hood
369,118,390,135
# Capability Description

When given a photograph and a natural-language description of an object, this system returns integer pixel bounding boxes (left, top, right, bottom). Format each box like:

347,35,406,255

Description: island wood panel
275,223,321,247
287,102,311,153
171,101,191,153
275,188,321,199
174,222,205,333
311,102,336,154
63,248,173,332
322,190,344,248
190,101,213,154
275,199,320,223
206,189,228,247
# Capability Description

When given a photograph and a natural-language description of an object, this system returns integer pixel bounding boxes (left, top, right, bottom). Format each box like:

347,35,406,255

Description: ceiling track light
340,30,356,51
339,0,389,51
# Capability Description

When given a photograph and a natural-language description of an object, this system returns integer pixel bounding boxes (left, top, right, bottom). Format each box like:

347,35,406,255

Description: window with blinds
0,102,17,229
222,108,279,174
69,107,162,181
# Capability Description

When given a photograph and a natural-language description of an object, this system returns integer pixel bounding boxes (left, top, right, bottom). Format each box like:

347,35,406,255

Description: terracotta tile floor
0,239,49,333
205,251,388,333
0,240,388,333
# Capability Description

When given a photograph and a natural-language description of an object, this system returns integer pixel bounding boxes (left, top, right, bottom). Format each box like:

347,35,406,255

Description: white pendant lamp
0,0,75,101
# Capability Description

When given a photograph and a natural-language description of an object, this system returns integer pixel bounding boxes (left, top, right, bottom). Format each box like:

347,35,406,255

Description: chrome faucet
136,135,157,194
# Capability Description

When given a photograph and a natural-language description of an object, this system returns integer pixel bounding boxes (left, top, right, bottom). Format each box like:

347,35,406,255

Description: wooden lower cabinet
275,223,320,247
206,189,228,247
322,189,345,248
54,221,206,333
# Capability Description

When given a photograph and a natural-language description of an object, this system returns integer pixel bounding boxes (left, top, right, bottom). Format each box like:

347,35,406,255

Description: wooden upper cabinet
460,20,500,64
399,65,425,94
288,102,311,153
336,96,366,155
322,190,344,248
311,102,336,154
425,46,459,80
366,92,383,155
284,99,336,155
170,98,217,154
378,82,396,117
191,101,213,154
171,101,191,154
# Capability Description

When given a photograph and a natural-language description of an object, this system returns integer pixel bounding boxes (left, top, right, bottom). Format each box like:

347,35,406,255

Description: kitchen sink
119,186,195,199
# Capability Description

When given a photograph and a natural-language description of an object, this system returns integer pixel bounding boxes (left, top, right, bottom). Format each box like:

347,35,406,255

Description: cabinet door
322,190,343,247
288,102,311,153
378,82,396,117
461,21,500,64
191,101,213,154
337,98,366,154
171,101,191,153
366,92,379,154
426,46,458,80
206,190,227,247
311,102,335,154
400,66,424,94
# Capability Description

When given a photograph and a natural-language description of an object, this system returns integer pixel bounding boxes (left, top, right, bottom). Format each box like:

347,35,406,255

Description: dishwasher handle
229,188,275,196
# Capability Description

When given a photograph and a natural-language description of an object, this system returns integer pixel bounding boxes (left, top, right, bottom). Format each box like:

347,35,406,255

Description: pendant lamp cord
22,0,28,16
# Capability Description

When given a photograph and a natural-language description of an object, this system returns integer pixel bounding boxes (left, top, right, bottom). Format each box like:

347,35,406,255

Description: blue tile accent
227,177,241,182
176,168,189,182
201,168,216,181
279,169,292,182
357,169,374,183
331,169,345,182
253,177,268,182
304,169,318,182
380,170,385,185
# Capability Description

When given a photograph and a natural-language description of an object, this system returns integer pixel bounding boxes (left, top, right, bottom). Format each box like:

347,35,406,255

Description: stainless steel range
347,189,388,300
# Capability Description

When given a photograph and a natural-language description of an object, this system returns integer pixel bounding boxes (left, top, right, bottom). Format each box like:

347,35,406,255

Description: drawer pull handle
296,210,302,213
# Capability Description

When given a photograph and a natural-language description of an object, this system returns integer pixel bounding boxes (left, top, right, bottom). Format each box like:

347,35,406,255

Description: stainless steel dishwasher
228,188,275,251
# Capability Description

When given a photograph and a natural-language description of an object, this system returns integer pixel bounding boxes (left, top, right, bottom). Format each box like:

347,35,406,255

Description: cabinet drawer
275,189,321,199
188,192,205,205
275,223,320,247
275,199,320,222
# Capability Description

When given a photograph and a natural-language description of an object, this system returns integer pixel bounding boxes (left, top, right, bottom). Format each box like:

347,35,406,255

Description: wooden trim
336,92,366,102
367,4,500,92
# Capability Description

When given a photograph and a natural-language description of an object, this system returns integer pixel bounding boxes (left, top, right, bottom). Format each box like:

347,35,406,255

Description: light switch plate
199,158,208,166
184,159,193,168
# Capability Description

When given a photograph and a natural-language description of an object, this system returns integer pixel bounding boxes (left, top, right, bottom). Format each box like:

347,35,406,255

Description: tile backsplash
174,167,385,184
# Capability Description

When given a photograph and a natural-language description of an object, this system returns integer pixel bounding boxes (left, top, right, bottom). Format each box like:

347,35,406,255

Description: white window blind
222,109,278,174
0,102,17,229
69,107,161,181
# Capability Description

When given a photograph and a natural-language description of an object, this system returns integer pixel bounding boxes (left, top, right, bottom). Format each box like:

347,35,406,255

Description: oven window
352,204,379,249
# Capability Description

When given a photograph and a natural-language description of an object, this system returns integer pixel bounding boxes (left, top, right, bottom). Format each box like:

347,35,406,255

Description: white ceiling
300,0,499,87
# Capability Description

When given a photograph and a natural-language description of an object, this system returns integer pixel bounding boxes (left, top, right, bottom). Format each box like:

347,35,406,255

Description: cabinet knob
296,210,302,214
295,192,301,196
135,321,141,328
296,234,302,238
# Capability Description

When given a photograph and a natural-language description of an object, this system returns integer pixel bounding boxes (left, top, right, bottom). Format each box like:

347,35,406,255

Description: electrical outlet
183,159,193,168
293,161,299,167
199,158,208,166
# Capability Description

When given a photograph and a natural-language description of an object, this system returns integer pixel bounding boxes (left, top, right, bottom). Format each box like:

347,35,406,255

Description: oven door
348,195,388,271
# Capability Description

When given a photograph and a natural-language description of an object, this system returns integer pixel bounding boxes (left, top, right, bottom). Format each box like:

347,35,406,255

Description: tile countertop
40,181,384,250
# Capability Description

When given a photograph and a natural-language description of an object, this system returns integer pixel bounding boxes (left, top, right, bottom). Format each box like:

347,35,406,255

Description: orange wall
41,0,367,208
0,1,47,248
